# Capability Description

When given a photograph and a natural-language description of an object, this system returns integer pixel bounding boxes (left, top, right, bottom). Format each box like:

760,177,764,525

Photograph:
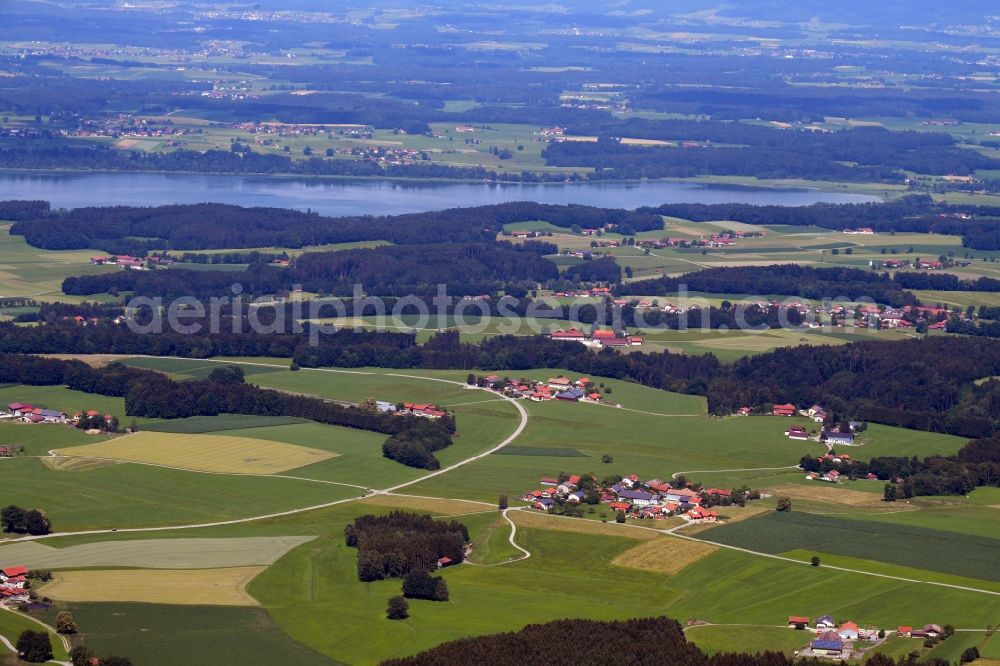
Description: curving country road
4,362,529,543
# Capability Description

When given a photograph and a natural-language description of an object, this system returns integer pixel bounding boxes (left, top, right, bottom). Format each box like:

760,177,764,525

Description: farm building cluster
90,254,174,271
0,566,30,605
521,473,754,522
787,615,947,660
371,401,449,419
547,328,644,349
2,403,117,430
469,374,607,403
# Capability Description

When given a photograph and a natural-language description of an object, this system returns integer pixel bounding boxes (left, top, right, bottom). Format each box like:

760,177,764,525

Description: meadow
697,511,1000,582
0,223,116,302
0,609,68,662
0,454,362,532
0,384,154,427
41,603,332,666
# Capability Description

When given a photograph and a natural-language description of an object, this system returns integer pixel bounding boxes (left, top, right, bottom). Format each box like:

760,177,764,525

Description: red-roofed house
789,616,810,626
773,403,796,416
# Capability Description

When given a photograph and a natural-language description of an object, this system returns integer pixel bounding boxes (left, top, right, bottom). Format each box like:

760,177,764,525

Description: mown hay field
611,536,717,574
54,431,338,474
40,567,266,606
0,536,315,569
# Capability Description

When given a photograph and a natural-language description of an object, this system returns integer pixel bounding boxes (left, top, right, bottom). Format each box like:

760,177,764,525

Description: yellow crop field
40,567,266,606
611,537,717,574
54,431,338,475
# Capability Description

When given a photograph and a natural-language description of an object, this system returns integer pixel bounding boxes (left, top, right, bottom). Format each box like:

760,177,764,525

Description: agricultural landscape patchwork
0,1,999,665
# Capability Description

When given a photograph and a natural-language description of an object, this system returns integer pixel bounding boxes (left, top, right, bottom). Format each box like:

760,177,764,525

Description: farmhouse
897,626,912,637
821,470,841,483
816,615,836,629
685,506,718,522
837,622,859,641
788,616,810,627
772,403,797,417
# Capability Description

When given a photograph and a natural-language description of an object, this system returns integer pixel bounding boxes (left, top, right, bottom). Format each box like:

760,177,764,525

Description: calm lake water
0,172,879,216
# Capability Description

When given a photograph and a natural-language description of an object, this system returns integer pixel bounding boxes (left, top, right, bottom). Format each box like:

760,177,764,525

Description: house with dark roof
822,430,855,446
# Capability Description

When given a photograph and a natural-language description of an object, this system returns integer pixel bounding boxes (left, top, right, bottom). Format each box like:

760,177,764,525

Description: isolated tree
943,625,956,638
387,595,409,620
466,373,476,385
16,630,52,663
498,494,508,511
601,454,613,464
883,483,897,502
615,511,626,524
55,610,77,634
69,646,95,666
960,647,981,664
775,496,793,512
23,509,50,536
810,556,821,567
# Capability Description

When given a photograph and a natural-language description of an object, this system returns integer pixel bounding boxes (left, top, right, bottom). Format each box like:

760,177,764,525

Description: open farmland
0,455,361,531
0,223,116,302
0,536,315,569
48,603,332,666
141,414,308,434
611,535,717,574
686,625,814,656
54,431,339,475
697,511,1000,582
40,567,266,606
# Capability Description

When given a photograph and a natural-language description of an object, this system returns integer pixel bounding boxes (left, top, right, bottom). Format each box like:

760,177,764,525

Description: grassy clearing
466,516,522,565
54,431,338,475
0,223,116,301
611,536,717,575
0,536,314,569
686,625,810,656
41,567,266,606
698,511,1000,582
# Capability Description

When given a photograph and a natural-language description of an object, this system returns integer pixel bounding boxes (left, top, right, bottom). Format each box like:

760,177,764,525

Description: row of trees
8,200,660,254
345,512,469,582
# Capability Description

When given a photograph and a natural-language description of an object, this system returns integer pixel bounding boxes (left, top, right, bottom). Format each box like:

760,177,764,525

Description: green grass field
0,384,154,426
141,414,308,433
698,511,1000,582
685,625,811,656
42,603,331,666
0,454,362,532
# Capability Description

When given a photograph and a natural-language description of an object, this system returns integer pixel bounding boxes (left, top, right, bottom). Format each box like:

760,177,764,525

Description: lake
0,172,879,216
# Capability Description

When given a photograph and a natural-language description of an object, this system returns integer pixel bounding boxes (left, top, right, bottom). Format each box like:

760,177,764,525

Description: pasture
54,431,338,475
0,384,149,427
685,625,811,656
141,414,308,433
0,455,361,531
46,603,332,666
0,223,116,302
40,568,266,606
0,536,315,569
697,511,1000,582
